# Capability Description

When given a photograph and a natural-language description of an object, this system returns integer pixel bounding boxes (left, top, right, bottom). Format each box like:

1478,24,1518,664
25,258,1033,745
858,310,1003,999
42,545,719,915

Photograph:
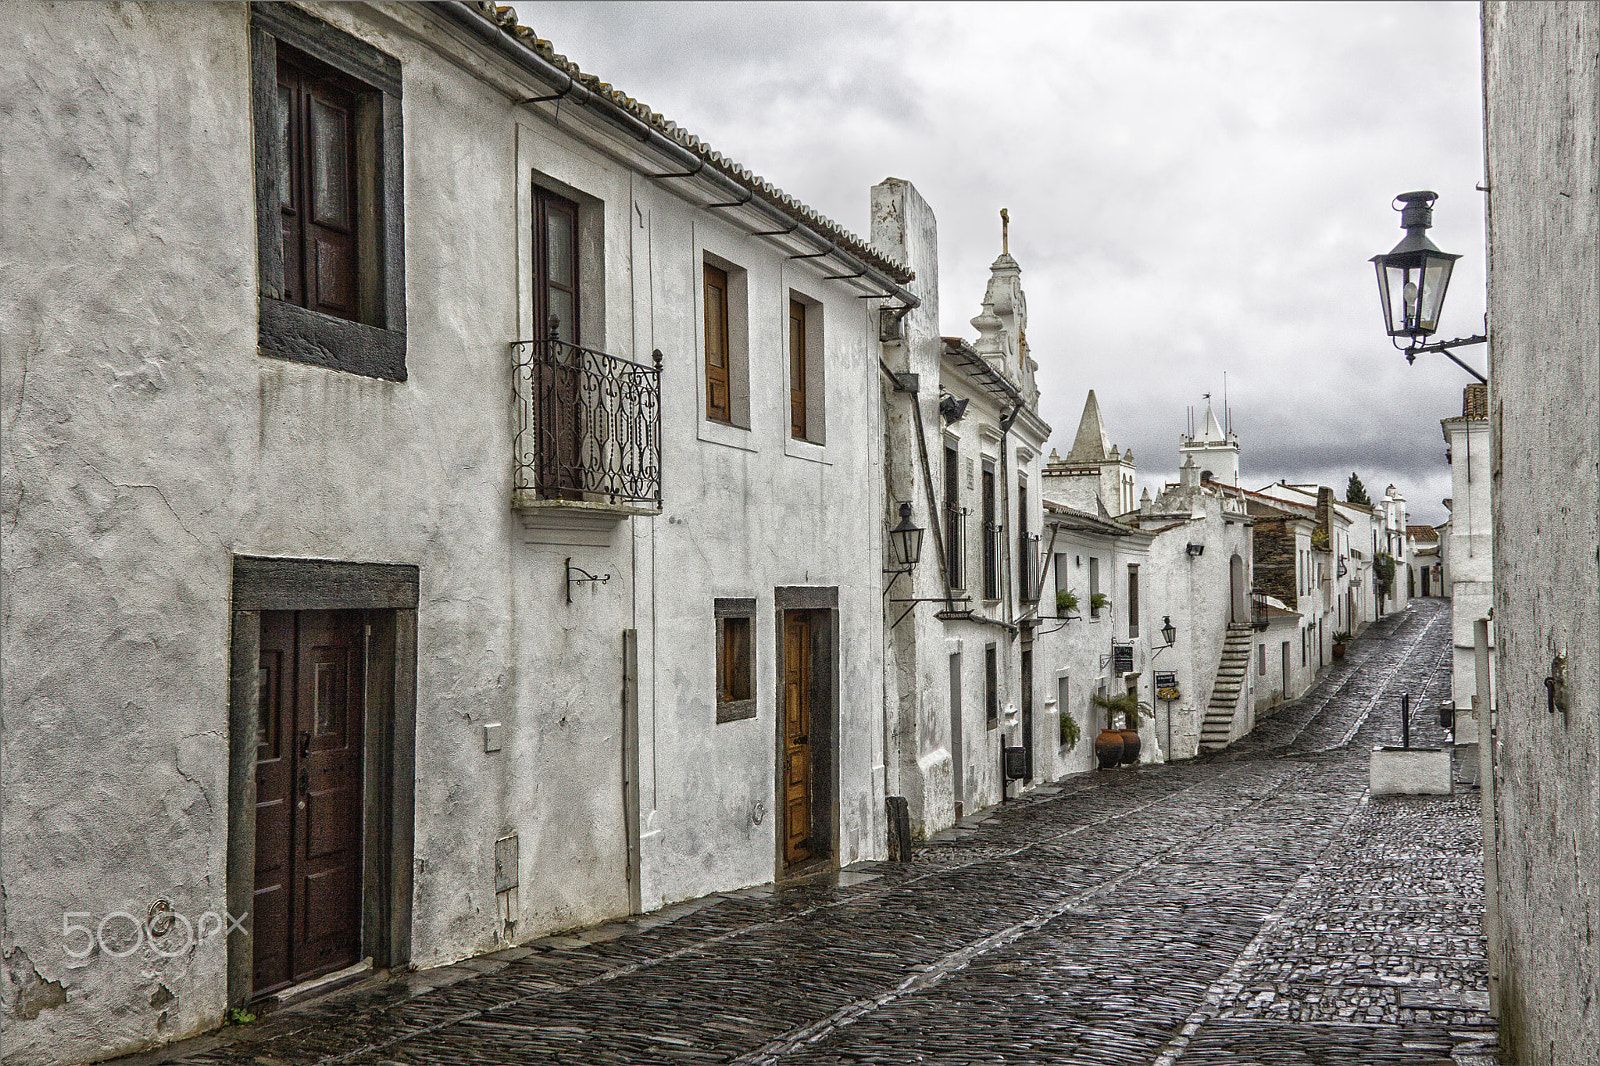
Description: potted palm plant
1092,691,1151,766
1333,631,1351,659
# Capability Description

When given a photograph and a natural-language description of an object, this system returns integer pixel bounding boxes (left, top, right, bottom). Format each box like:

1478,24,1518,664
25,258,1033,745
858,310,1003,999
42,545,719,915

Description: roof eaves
469,3,914,284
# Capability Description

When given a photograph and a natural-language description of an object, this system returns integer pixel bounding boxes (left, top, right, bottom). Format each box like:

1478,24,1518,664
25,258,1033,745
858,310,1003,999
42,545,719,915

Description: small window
984,644,999,729
252,4,404,380
789,298,807,437
1258,643,1267,676
715,598,756,723
981,460,998,600
1089,557,1101,617
943,440,963,589
1127,564,1140,637
701,255,750,430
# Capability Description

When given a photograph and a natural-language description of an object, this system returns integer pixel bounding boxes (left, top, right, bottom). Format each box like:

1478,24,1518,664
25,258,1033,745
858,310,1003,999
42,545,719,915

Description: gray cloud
514,1,1482,526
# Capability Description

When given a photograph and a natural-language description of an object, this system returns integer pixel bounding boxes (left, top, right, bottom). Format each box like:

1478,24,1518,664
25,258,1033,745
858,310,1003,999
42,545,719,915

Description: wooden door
782,615,813,867
254,610,365,997
534,185,582,498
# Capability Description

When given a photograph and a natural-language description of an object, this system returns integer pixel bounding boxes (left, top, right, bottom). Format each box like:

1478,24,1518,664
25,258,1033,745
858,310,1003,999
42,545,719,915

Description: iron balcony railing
1018,531,1041,604
944,503,966,590
512,331,662,509
982,519,999,600
1250,588,1269,631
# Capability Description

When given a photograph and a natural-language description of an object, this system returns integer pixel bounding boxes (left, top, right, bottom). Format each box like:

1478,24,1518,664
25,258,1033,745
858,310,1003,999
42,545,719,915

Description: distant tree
1346,472,1373,506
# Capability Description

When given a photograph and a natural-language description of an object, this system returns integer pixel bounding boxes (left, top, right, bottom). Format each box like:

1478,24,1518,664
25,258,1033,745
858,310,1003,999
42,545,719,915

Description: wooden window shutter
704,264,731,422
277,56,359,323
789,299,807,439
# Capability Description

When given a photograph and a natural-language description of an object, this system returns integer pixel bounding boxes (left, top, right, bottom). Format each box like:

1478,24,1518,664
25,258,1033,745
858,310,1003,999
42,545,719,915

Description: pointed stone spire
1065,390,1110,463
1199,401,1226,442
1140,486,1153,513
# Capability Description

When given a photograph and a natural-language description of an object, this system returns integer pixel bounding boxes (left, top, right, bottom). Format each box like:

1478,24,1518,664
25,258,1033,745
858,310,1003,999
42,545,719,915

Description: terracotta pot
1333,642,1347,660
1118,728,1142,764
1094,728,1124,769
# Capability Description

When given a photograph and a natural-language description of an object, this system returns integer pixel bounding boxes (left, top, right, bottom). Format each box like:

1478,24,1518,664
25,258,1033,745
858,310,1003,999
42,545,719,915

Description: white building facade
1,4,905,1059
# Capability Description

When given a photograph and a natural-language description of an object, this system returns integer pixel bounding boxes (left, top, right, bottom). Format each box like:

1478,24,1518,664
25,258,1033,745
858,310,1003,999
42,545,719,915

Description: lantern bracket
1401,334,1488,383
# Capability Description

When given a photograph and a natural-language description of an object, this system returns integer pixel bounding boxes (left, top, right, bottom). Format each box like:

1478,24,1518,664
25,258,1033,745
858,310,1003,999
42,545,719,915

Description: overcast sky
513,1,1483,525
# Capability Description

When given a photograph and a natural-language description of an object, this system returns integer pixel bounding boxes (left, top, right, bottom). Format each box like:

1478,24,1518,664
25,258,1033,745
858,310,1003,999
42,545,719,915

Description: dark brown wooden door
783,615,813,867
533,185,582,498
704,264,731,422
254,610,365,997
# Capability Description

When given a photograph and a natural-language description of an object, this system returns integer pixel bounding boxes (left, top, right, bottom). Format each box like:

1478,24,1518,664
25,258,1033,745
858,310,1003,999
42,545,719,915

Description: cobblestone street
147,598,1496,1066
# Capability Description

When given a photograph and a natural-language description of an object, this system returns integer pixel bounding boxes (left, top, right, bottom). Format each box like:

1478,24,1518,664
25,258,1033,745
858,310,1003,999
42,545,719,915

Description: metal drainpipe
437,2,920,313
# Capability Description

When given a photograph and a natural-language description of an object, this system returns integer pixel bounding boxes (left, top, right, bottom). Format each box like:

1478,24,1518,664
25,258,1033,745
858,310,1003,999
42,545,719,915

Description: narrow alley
138,598,1495,1066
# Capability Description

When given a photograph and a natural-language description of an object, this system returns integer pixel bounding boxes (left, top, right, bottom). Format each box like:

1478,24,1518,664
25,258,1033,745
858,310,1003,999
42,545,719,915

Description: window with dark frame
981,460,998,600
251,4,404,381
714,598,756,723
789,298,807,439
1089,556,1101,617
943,440,963,589
1127,564,1140,637
704,263,731,423
984,644,999,729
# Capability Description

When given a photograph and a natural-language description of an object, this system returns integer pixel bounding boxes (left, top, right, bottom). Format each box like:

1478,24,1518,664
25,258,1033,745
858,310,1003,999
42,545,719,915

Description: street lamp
1370,191,1486,382
1161,615,1177,648
887,502,924,572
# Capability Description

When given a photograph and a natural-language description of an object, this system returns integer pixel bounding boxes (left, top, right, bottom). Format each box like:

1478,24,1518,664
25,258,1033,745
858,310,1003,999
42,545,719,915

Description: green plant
1310,527,1330,551
1374,552,1396,596
1092,690,1150,730
1059,710,1080,750
225,1007,258,1026
1333,631,1352,644
1089,591,1109,614
1056,589,1079,615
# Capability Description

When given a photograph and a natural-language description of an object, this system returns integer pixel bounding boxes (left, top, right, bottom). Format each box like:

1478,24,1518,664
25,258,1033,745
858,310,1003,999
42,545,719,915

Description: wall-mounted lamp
939,393,970,425
1186,543,1205,558
1161,615,1177,647
887,502,925,573
1369,190,1486,382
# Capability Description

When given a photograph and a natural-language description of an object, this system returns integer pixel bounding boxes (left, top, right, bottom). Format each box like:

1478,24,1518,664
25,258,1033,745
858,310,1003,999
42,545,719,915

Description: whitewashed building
1036,396,1158,770
1440,383,1493,720
874,183,1050,836
1,3,909,1059
1130,458,1255,754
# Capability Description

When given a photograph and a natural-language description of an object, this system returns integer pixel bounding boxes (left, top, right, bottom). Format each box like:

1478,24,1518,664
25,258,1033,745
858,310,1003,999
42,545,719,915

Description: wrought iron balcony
982,519,1000,600
512,333,662,512
944,502,966,590
1250,588,1270,631
1018,531,1041,604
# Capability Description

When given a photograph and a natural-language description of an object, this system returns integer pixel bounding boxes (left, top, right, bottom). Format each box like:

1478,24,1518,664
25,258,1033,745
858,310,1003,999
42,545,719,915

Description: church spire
1066,390,1110,463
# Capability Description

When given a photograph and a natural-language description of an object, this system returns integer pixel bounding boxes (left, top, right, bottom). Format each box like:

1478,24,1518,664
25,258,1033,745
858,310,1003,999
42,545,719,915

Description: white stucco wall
1443,415,1493,713
1483,5,1600,1061
0,4,890,1061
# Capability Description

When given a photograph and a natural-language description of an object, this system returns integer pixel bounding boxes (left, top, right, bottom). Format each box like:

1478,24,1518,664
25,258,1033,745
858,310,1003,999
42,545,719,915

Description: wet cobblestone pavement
148,598,1497,1065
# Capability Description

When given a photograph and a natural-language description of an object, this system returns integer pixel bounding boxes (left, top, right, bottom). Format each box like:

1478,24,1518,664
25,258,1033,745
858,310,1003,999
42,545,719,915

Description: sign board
1112,643,1134,675
1154,671,1177,688
1157,686,1182,703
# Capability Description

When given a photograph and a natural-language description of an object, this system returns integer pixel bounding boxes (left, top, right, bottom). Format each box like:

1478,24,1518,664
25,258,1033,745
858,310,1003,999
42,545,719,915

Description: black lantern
1161,615,1177,648
888,502,924,570
1371,191,1461,348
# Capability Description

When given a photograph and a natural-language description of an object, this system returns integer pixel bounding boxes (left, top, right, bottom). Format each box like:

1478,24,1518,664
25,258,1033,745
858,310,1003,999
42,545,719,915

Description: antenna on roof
1223,371,1230,436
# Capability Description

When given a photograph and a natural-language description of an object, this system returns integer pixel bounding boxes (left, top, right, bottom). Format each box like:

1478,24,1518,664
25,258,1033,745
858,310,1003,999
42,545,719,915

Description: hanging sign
1155,671,1180,702
1113,644,1135,674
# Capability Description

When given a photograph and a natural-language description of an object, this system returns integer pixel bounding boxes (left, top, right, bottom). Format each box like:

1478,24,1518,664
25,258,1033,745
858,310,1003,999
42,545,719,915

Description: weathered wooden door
783,615,813,867
254,610,365,996
534,184,582,498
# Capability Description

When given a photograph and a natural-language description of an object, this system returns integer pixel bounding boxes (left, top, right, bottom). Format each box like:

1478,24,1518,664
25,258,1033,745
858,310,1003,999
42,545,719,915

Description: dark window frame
252,4,405,381
715,597,757,723
984,643,999,729
1127,564,1140,637
981,459,998,600
789,298,807,439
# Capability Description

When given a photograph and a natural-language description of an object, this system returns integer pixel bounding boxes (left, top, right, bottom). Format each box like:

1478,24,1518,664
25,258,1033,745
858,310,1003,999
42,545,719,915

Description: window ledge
784,436,829,465
698,418,758,453
716,698,757,724
512,494,661,518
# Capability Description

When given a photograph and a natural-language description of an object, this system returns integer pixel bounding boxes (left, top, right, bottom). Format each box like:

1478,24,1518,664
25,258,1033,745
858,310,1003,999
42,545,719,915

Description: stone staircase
1200,623,1254,752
